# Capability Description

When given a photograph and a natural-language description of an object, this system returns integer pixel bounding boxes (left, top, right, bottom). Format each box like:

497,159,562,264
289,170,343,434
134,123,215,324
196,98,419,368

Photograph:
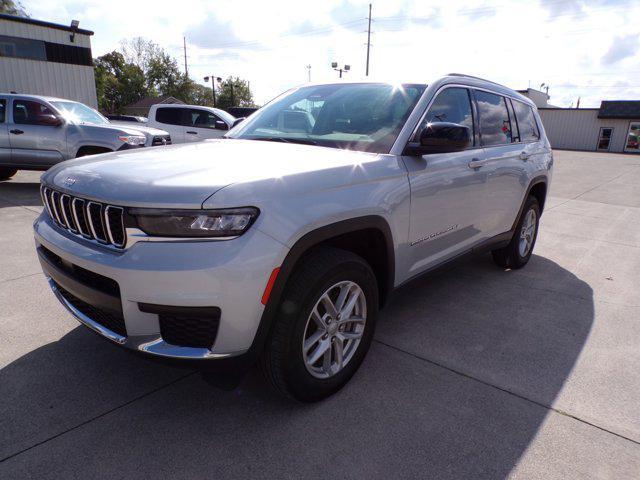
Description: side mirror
405,122,471,155
37,113,63,127
214,120,229,131
232,117,245,128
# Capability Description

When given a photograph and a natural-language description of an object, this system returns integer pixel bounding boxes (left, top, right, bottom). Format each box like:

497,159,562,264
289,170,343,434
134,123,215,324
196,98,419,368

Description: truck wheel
492,195,540,269
0,168,17,180
260,247,378,402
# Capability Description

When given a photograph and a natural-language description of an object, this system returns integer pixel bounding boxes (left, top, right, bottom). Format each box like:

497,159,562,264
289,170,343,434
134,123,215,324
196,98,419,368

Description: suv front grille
41,186,126,248
152,135,171,146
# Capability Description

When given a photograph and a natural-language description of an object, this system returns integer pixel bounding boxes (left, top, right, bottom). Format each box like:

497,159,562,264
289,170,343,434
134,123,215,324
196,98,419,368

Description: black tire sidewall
282,257,378,401
512,197,541,267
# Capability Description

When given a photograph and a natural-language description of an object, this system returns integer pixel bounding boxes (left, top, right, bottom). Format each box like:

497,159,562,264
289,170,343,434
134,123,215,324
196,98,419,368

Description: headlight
118,134,146,146
129,207,259,238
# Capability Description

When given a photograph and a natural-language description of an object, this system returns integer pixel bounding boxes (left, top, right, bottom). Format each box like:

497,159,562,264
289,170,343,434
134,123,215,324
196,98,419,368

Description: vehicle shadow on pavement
0,180,42,208
0,254,594,479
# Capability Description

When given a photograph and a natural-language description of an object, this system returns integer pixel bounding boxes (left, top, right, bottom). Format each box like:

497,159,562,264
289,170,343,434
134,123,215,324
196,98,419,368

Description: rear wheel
260,247,378,402
0,168,17,180
492,195,540,269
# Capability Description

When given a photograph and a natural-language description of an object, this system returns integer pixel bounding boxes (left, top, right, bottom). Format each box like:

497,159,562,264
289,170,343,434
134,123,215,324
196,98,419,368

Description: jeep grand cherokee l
34,74,552,401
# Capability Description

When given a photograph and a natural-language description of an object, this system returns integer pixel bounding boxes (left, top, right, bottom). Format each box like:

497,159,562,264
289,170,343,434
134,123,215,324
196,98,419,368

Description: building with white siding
539,102,640,154
0,14,97,108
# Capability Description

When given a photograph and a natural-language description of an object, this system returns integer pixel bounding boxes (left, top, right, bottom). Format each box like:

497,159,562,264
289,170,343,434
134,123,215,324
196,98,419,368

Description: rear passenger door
404,87,489,275
183,108,229,143
154,107,186,143
0,99,10,164
473,90,529,236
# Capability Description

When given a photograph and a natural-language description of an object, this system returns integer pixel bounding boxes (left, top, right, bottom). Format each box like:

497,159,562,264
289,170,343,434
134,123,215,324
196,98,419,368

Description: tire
260,247,378,402
492,195,540,269
0,168,17,181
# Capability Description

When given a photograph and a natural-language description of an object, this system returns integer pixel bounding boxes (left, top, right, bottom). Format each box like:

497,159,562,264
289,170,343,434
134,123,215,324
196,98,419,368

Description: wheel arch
248,215,395,361
510,175,549,233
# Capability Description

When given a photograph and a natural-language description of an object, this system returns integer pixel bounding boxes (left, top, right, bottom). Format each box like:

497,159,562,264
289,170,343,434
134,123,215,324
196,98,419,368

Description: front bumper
34,212,287,361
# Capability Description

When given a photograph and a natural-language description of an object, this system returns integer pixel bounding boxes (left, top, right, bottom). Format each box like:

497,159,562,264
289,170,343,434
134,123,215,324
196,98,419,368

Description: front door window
625,123,640,153
597,127,613,151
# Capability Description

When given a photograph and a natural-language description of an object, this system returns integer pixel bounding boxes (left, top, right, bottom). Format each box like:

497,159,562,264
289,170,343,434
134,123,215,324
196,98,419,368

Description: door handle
519,151,530,161
9,129,24,135
186,131,197,135
468,158,486,169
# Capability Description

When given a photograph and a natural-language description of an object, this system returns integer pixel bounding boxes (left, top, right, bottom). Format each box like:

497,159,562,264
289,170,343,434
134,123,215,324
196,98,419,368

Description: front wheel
260,247,378,402
492,195,540,269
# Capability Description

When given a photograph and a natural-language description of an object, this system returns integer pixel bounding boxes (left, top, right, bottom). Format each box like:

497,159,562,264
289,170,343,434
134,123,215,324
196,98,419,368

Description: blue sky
25,0,639,106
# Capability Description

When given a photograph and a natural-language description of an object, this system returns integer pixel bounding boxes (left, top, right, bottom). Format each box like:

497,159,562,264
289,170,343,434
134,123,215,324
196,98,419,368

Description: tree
215,77,255,111
0,0,28,16
120,37,162,76
94,51,146,113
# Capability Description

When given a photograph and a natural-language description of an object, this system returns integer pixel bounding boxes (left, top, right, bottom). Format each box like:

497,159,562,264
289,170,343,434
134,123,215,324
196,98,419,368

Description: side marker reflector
261,267,280,306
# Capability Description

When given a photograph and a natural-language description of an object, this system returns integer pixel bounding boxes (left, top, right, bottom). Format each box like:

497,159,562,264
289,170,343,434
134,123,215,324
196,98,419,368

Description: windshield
228,83,425,153
52,101,109,125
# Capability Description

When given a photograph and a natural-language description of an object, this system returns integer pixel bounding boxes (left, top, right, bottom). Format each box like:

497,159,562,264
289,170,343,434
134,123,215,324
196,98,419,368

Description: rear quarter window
513,100,540,142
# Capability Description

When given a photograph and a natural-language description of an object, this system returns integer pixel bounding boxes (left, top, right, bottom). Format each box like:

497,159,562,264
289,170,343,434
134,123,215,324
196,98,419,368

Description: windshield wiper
253,136,318,146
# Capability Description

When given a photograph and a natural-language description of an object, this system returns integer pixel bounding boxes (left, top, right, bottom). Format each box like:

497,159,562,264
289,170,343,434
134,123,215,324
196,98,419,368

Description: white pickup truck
145,104,237,144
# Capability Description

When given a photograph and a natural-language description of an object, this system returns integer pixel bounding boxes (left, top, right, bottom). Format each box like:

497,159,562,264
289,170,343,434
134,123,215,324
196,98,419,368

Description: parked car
0,94,171,180
34,74,553,401
105,114,148,123
145,103,235,143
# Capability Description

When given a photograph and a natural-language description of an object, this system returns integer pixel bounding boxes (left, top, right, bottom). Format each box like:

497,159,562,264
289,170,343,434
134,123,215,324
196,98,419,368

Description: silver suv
33,75,553,401
0,93,171,180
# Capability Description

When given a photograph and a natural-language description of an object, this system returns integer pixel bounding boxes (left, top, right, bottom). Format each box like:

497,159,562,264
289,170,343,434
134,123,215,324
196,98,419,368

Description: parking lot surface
1,150,639,479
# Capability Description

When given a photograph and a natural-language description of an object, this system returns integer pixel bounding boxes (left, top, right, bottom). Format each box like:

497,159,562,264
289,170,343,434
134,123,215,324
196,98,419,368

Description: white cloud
23,0,640,107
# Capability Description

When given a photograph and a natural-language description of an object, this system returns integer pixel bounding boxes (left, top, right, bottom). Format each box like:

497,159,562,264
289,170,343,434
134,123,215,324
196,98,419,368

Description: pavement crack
0,272,43,284
0,371,197,464
374,339,640,447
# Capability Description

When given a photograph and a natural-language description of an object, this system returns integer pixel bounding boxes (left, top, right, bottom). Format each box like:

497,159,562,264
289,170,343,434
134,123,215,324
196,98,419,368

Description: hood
108,121,169,137
41,139,379,209
78,123,153,137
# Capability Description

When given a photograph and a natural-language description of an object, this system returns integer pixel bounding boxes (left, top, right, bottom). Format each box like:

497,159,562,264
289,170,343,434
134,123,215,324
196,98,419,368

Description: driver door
403,87,489,276
8,98,65,167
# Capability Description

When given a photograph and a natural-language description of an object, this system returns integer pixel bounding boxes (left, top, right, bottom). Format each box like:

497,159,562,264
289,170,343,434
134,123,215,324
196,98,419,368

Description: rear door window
155,107,184,126
0,99,5,122
475,91,512,146
512,100,540,142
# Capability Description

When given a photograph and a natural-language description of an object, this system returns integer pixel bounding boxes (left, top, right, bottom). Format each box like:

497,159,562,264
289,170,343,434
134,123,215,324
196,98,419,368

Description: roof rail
446,73,507,88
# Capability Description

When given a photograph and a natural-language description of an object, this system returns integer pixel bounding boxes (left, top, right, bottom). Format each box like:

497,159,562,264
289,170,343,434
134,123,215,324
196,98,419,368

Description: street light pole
331,62,350,78
204,75,222,107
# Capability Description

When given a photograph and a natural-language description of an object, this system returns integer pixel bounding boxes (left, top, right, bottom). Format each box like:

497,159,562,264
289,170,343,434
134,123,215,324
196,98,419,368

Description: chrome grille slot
105,206,125,247
50,190,63,226
87,202,107,243
72,198,91,238
40,187,126,249
60,194,77,232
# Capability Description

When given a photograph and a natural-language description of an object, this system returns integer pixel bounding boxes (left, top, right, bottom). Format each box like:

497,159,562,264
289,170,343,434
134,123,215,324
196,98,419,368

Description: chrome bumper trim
48,278,126,345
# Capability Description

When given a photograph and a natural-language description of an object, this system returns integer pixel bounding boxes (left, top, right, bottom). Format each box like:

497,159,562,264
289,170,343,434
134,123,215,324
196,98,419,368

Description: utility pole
230,80,235,107
183,36,188,76
365,3,372,76
306,64,312,82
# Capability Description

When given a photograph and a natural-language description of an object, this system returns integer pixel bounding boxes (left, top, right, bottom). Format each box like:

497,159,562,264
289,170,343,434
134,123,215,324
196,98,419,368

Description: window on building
0,35,92,66
513,100,540,142
0,100,6,123
156,108,185,126
13,100,57,125
597,127,613,151
625,123,640,153
0,35,46,61
475,90,512,146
